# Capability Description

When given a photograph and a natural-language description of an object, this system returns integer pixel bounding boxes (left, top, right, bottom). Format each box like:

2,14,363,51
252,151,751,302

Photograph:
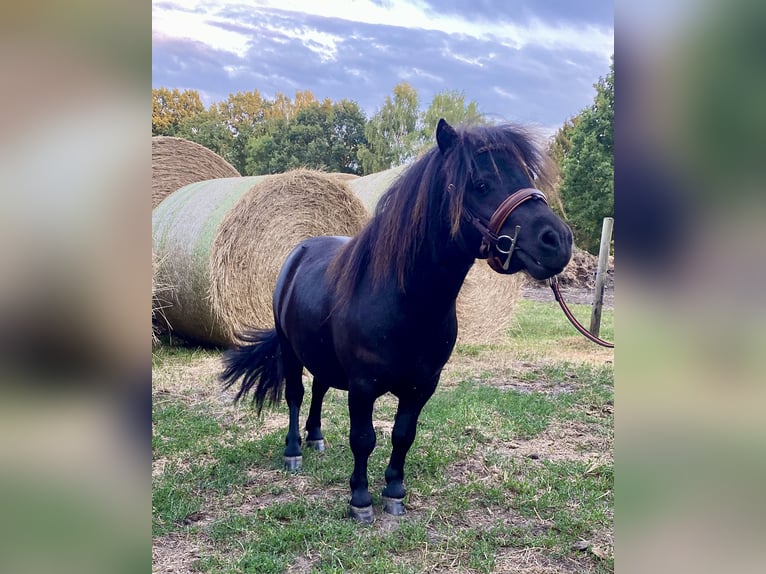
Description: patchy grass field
152,297,613,573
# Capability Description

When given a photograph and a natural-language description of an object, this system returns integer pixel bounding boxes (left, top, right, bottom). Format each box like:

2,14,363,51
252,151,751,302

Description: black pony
221,119,572,523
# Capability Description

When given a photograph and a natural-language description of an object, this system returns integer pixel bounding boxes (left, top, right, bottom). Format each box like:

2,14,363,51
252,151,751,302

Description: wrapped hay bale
152,170,368,347
328,172,361,183
348,166,523,346
151,252,173,347
349,164,408,212
152,136,240,208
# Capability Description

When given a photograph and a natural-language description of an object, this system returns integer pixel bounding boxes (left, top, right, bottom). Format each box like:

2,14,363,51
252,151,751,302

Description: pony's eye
475,182,488,195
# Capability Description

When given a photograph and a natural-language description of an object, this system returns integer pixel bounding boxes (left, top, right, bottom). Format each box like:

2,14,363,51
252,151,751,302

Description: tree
548,115,580,171
264,90,318,122
152,88,204,136
327,99,367,173
244,118,289,175
358,82,420,174
417,90,487,154
175,106,235,167
216,90,268,174
245,99,367,175
558,60,614,254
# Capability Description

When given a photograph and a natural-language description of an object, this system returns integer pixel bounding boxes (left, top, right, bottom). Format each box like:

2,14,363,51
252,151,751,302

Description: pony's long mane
328,123,554,303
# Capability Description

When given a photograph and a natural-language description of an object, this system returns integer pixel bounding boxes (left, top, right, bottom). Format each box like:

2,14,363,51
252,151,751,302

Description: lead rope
549,276,614,348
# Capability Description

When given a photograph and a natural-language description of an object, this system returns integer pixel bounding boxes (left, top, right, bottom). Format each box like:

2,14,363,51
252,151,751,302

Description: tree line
152,82,485,177
153,64,613,254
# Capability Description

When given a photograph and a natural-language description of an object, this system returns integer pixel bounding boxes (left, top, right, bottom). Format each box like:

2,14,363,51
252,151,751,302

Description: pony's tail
220,329,284,415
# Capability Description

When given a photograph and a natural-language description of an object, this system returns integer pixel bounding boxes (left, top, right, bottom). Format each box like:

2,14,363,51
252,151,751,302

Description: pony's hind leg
281,342,305,471
304,377,329,451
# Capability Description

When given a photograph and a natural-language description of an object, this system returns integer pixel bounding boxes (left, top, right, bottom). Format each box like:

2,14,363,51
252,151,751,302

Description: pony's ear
436,118,457,154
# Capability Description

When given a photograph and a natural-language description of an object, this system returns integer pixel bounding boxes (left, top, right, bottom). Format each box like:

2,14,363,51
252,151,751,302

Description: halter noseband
461,187,548,273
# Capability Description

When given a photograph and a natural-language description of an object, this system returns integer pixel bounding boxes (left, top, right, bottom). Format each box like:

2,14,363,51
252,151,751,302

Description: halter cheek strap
462,188,548,273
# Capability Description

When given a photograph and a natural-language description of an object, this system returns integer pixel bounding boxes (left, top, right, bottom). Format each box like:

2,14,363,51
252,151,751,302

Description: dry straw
152,169,368,347
347,166,524,345
152,136,240,208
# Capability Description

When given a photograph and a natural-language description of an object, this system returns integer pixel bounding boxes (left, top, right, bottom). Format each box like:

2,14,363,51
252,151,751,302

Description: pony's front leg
347,385,376,524
382,384,436,515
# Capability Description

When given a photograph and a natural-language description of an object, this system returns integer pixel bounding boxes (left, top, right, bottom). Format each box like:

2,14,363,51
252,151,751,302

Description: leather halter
462,187,548,273
462,186,615,348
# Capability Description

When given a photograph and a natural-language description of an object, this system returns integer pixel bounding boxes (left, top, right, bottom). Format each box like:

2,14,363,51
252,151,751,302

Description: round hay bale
152,136,240,208
455,263,524,345
348,166,523,346
152,169,368,347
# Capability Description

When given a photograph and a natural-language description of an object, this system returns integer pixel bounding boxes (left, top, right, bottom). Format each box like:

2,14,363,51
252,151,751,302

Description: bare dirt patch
521,245,614,309
495,419,613,465
522,283,614,309
284,554,316,574
441,419,612,498
490,378,577,397
152,532,210,574
493,546,595,573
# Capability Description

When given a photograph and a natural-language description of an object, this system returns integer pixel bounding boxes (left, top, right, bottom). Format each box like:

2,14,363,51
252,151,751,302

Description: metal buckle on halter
493,225,521,271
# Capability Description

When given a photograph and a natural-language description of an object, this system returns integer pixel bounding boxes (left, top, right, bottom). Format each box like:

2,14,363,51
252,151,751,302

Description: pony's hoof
348,504,375,524
382,496,406,516
305,439,326,452
284,455,302,471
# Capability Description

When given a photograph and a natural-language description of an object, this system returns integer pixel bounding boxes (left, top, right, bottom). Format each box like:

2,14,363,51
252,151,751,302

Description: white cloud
263,25,342,62
153,0,613,61
398,67,443,84
251,0,612,60
223,64,249,78
152,2,254,57
444,46,485,68
493,87,519,100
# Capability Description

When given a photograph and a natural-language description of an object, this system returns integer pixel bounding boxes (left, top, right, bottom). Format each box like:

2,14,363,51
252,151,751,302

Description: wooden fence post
590,217,614,337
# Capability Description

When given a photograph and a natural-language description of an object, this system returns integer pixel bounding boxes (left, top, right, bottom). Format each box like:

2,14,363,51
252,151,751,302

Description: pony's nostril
540,228,559,248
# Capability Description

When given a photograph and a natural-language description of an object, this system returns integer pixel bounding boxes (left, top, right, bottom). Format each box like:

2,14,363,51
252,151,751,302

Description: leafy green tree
548,115,580,171
327,99,367,173
546,115,580,218
264,90,318,121
152,88,204,136
245,99,367,175
358,82,420,174
175,106,235,166
417,90,487,154
558,60,614,254
216,90,268,174
244,118,289,174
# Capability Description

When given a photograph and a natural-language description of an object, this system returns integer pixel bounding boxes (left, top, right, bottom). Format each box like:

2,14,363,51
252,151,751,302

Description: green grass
152,301,613,572
509,299,614,343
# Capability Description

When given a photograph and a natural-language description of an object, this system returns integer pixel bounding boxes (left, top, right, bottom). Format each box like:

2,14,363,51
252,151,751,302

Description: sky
152,0,613,137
